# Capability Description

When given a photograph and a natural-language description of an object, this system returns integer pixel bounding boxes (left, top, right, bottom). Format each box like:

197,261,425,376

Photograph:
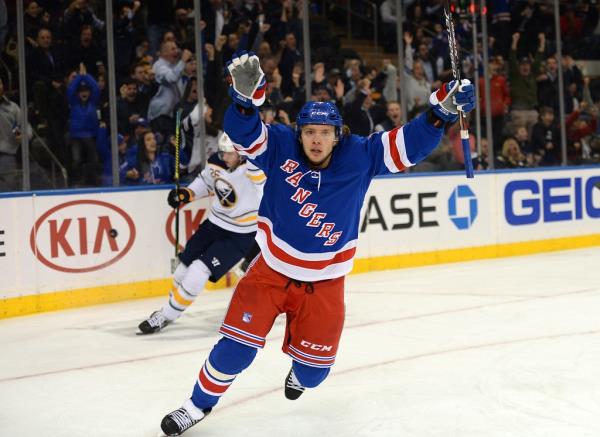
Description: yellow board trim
2,234,600,319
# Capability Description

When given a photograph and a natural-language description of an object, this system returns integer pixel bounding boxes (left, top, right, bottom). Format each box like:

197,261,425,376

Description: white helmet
218,131,236,153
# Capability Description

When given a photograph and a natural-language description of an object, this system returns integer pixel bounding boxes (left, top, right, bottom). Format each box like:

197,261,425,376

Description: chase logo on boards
360,184,479,232
504,176,600,225
448,185,478,230
29,200,136,273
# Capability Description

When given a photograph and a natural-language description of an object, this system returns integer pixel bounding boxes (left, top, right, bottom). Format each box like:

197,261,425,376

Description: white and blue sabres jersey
224,106,444,280
187,154,265,234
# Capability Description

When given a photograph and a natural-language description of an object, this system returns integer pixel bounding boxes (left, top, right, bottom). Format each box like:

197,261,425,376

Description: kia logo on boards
30,199,136,273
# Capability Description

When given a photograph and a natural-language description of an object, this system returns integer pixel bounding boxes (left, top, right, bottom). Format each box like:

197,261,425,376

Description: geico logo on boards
30,200,136,273
504,176,600,225
360,192,439,231
165,203,206,251
300,340,333,352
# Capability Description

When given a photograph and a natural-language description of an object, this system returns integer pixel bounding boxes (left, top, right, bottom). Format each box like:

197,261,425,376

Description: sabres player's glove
167,187,194,209
429,79,475,123
227,51,267,108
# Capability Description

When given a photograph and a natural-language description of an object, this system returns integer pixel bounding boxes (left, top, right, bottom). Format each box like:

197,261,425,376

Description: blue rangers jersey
224,106,444,280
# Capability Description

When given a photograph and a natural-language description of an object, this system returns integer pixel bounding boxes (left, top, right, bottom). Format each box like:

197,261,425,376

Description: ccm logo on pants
300,340,333,352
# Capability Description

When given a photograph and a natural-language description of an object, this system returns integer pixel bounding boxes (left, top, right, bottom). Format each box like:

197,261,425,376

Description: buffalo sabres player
138,131,265,334
158,51,475,435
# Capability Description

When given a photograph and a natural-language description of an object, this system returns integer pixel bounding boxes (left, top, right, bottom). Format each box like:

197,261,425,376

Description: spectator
405,59,431,116
95,127,130,186
562,54,584,110
566,101,598,164
46,69,74,167
344,86,378,136
495,137,527,169
130,62,156,113
490,0,511,58
513,125,531,158
380,59,398,103
122,131,174,185
375,101,402,132
530,106,560,167
67,25,104,78
174,6,194,51
117,78,146,137
147,40,193,137
561,5,583,40
181,96,218,174
67,63,100,186
278,32,302,96
380,0,400,53
146,0,176,56
509,32,544,135
26,27,64,129
24,1,44,47
62,0,104,44
405,32,439,87
178,56,197,99
537,55,559,113
480,58,511,153
0,77,32,191
473,137,490,171
114,0,140,75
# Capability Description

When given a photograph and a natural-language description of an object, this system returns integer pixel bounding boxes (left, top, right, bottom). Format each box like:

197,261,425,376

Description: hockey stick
171,108,183,273
444,1,474,179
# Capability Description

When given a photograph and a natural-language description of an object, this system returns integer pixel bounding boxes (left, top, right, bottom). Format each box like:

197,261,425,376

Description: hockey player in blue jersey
158,51,475,435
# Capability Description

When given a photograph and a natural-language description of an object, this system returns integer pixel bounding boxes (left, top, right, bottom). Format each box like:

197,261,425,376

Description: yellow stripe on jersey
236,215,258,223
246,173,266,183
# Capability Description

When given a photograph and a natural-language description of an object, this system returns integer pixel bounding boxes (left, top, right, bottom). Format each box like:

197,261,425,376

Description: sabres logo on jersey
214,177,237,208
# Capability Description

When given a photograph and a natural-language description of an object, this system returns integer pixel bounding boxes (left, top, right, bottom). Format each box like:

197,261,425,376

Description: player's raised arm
222,51,280,168
369,79,475,176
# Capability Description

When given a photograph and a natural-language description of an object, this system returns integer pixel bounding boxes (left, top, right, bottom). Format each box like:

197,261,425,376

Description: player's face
301,124,336,168
221,151,241,169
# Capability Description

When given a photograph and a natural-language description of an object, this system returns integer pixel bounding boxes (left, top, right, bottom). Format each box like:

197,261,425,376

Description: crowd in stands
0,0,599,191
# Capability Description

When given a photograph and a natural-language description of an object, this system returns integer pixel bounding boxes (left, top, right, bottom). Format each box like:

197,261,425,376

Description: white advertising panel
1,166,599,303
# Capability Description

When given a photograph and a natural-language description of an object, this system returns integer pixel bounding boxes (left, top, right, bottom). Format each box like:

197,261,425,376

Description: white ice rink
2,247,600,437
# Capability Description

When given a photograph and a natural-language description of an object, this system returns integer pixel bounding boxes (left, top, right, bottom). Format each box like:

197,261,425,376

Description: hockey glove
167,187,194,209
227,51,267,108
429,79,475,123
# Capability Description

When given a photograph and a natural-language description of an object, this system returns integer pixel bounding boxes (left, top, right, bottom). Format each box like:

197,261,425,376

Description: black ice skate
138,310,169,334
284,367,305,400
161,399,212,436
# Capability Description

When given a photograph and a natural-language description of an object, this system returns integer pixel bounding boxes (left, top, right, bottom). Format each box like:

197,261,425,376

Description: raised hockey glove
429,79,475,123
227,51,267,108
167,187,194,209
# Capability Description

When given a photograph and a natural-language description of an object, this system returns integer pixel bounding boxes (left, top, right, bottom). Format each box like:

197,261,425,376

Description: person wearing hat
509,32,545,136
67,62,100,186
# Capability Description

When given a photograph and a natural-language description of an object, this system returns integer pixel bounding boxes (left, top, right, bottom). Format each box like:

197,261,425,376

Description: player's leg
233,240,261,277
160,231,254,323
138,220,218,334
282,276,346,400
160,255,284,435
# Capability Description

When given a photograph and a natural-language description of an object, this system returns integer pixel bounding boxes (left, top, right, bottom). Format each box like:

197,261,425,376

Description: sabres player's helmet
218,131,235,153
295,101,343,140
218,131,245,167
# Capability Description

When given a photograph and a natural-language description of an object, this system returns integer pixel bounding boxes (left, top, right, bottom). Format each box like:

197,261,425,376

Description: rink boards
1,166,600,318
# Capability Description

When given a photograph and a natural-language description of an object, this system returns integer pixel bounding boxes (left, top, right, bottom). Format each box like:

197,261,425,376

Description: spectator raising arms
147,40,193,137
67,63,100,186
